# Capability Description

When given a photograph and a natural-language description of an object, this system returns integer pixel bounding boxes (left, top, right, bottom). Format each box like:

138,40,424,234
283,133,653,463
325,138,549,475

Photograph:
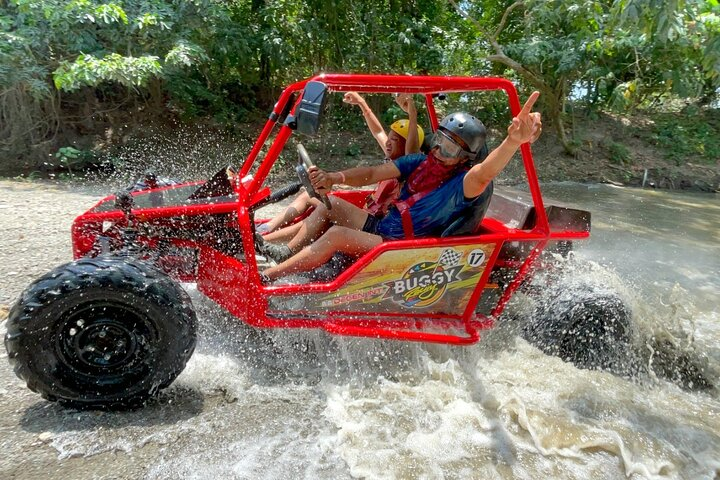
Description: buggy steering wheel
296,144,332,210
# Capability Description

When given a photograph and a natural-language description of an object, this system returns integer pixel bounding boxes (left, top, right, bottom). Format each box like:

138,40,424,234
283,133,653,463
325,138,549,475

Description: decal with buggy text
270,244,498,315
382,249,465,308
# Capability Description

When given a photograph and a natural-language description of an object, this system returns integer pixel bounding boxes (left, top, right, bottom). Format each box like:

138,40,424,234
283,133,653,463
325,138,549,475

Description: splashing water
4,167,718,478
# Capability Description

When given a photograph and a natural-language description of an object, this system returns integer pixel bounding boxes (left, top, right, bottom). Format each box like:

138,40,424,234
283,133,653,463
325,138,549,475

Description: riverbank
517,110,719,192
3,108,718,193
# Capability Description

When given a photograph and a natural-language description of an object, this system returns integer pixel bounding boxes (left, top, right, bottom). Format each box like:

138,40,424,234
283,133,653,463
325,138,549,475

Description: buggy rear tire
4,257,197,410
522,284,634,374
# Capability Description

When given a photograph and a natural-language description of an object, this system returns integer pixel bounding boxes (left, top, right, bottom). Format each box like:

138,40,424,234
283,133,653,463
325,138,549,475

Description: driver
260,91,542,284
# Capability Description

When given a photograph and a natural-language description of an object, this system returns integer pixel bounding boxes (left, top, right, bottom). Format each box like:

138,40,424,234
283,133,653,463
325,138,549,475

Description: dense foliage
0,0,718,170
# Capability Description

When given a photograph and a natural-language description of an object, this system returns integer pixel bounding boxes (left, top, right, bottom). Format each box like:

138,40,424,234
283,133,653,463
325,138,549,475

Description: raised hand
394,93,416,114
507,91,542,146
343,92,365,106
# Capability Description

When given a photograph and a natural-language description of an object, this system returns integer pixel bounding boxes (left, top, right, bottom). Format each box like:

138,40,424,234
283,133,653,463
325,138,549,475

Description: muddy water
0,181,718,479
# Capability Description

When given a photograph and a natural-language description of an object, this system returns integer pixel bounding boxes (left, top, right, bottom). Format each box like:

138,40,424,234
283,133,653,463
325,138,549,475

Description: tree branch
448,0,577,154
448,0,546,90
486,54,546,91
494,1,524,41
447,0,492,43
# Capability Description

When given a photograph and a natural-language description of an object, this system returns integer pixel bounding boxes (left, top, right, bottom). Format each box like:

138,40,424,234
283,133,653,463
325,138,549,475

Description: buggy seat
444,186,591,236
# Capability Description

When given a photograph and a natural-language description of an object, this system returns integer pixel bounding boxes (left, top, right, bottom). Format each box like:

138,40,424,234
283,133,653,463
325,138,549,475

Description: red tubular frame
238,74,550,235
72,74,589,346
239,79,308,179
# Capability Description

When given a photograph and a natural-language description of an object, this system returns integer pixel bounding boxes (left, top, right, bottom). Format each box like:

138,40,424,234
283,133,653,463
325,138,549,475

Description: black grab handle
251,181,303,212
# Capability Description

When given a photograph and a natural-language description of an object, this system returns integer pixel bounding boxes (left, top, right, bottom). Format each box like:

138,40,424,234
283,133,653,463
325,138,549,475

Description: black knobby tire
522,285,634,374
4,257,197,409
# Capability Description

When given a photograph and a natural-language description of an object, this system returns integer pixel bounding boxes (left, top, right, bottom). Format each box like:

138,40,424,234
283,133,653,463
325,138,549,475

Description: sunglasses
432,130,470,159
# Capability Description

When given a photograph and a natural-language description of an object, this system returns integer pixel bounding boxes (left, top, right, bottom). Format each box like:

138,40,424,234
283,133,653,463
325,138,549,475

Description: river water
0,182,718,479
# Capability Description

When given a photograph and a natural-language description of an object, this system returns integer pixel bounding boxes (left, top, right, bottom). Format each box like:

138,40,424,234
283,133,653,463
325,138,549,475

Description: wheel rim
56,301,156,377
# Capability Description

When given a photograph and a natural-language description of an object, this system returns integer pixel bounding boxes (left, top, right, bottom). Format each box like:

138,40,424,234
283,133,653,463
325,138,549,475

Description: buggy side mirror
285,81,328,136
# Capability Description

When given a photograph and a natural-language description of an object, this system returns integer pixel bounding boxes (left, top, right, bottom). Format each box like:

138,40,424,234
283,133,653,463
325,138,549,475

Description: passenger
260,91,542,284
257,92,424,239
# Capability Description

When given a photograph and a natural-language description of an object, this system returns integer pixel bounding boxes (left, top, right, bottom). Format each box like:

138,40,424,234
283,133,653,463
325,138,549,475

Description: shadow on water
517,306,715,393
640,336,715,392
457,348,520,467
19,386,205,434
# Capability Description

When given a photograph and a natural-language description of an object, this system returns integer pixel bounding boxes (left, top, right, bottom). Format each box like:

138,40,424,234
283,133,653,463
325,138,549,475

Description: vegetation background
1,0,718,190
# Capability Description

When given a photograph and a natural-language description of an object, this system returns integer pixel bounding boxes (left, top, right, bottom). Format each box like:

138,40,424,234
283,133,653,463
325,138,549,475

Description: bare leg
264,226,383,281
286,196,369,252
258,196,370,264
263,191,315,233
263,221,303,243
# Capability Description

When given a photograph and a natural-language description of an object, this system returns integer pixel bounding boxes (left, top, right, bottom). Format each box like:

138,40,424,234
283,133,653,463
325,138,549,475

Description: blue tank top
375,154,476,239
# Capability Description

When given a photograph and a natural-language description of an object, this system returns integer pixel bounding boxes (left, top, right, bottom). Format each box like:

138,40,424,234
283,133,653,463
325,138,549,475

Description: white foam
323,337,720,479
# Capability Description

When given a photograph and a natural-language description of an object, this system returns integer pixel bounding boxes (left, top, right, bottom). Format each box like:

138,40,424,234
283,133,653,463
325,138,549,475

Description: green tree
448,0,719,154
608,0,720,106
2,0,717,172
449,0,609,153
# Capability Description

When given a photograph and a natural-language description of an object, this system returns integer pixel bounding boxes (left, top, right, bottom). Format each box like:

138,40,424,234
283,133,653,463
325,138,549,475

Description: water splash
83,124,256,191
498,253,716,391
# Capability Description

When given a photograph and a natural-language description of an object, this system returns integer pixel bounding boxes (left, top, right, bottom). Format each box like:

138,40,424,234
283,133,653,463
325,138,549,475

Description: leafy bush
600,137,632,165
608,141,631,165
54,54,162,91
648,110,720,165
55,146,98,175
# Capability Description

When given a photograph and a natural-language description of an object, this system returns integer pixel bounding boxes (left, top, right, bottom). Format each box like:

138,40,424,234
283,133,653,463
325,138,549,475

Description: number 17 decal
466,249,487,267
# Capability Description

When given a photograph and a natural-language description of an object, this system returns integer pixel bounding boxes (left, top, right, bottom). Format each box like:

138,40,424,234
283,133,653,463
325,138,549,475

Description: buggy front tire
4,257,197,410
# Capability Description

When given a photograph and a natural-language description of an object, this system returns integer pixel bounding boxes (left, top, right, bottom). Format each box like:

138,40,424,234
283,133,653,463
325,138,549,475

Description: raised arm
395,94,420,155
463,91,542,199
343,92,388,151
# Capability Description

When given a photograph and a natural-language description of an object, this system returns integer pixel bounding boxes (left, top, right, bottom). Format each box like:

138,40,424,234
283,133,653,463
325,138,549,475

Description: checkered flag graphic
438,248,462,267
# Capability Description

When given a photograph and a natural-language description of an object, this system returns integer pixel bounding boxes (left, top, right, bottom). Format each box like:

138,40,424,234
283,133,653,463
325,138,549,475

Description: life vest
365,178,400,216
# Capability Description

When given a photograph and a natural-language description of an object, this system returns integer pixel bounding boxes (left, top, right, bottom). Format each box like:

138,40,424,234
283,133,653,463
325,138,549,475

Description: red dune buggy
5,75,631,409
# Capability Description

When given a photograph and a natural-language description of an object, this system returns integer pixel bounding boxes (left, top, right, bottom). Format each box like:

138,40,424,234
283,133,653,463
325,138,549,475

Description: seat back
485,190,591,232
440,181,494,237
442,186,591,237
485,189,535,229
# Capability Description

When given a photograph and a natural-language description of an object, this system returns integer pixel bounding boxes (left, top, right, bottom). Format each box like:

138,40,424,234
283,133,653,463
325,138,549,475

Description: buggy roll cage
238,74,550,231
203,74,588,345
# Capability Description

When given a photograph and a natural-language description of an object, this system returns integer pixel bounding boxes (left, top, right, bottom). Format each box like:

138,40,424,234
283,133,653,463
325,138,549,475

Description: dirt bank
6,107,719,193
521,112,719,192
